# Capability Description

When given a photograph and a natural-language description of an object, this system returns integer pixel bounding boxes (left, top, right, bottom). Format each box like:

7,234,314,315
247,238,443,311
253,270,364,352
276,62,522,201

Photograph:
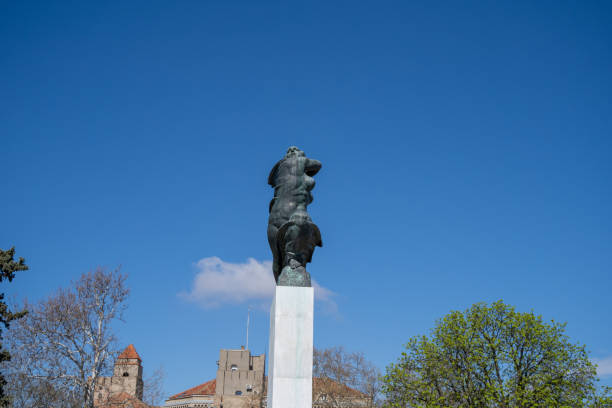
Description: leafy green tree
0,247,28,407
382,300,611,408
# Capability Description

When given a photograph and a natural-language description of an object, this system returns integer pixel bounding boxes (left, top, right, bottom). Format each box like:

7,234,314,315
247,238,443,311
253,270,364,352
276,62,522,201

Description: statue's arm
268,160,282,186
304,159,321,176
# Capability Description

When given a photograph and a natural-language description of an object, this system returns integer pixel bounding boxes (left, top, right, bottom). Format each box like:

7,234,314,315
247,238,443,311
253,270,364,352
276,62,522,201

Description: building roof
96,392,150,408
167,379,216,400
117,344,142,361
313,377,368,398
166,377,366,401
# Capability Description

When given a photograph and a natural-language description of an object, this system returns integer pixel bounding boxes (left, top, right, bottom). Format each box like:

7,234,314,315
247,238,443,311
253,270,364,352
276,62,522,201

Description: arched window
123,372,129,377
235,390,242,395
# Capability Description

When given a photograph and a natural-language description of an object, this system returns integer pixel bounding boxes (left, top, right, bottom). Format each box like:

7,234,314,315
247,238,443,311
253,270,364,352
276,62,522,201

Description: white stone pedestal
267,286,314,408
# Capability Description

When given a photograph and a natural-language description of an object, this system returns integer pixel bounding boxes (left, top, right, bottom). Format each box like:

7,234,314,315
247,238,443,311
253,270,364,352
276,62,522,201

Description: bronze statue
267,147,322,286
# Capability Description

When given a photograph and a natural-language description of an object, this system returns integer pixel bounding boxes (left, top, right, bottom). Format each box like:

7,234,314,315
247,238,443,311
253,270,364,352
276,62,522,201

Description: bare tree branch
142,365,165,406
3,267,129,408
313,346,382,408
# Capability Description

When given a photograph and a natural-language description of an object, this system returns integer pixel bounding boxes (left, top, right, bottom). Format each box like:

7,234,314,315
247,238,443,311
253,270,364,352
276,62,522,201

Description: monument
267,146,322,408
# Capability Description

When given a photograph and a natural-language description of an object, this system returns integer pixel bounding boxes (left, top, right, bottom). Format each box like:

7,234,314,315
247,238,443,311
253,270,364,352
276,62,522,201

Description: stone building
94,344,150,408
164,379,216,408
165,347,371,408
216,347,266,405
165,348,265,408
312,377,371,408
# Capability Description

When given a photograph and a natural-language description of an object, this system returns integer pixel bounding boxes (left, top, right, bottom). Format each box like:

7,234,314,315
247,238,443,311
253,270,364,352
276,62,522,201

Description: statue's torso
269,157,315,227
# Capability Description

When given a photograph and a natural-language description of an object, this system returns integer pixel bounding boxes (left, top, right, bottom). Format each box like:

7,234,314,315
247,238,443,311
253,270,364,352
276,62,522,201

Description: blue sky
2,0,611,397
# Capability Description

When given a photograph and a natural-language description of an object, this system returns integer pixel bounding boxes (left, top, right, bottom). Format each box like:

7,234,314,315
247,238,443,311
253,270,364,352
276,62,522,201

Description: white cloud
180,256,336,311
593,356,612,377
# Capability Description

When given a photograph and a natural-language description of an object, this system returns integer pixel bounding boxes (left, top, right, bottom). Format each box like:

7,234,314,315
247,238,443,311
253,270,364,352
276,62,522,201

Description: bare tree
4,267,129,408
313,346,382,408
3,371,77,408
142,365,165,407
351,352,382,408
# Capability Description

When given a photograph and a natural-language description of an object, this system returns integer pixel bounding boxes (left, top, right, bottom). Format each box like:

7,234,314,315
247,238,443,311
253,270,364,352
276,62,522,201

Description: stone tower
215,347,265,407
94,344,144,404
113,344,144,400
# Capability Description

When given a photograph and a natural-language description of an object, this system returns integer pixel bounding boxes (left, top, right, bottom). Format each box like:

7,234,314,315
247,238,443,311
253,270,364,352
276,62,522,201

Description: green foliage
382,300,611,408
0,247,28,407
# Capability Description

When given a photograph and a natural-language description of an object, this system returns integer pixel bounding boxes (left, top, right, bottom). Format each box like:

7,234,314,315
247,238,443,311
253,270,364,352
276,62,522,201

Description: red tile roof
118,344,142,361
313,377,368,398
168,379,216,400
167,377,366,401
95,392,150,408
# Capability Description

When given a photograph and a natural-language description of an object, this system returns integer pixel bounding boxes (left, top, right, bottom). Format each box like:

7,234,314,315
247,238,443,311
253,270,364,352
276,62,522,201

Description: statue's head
285,146,305,158
268,146,312,187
